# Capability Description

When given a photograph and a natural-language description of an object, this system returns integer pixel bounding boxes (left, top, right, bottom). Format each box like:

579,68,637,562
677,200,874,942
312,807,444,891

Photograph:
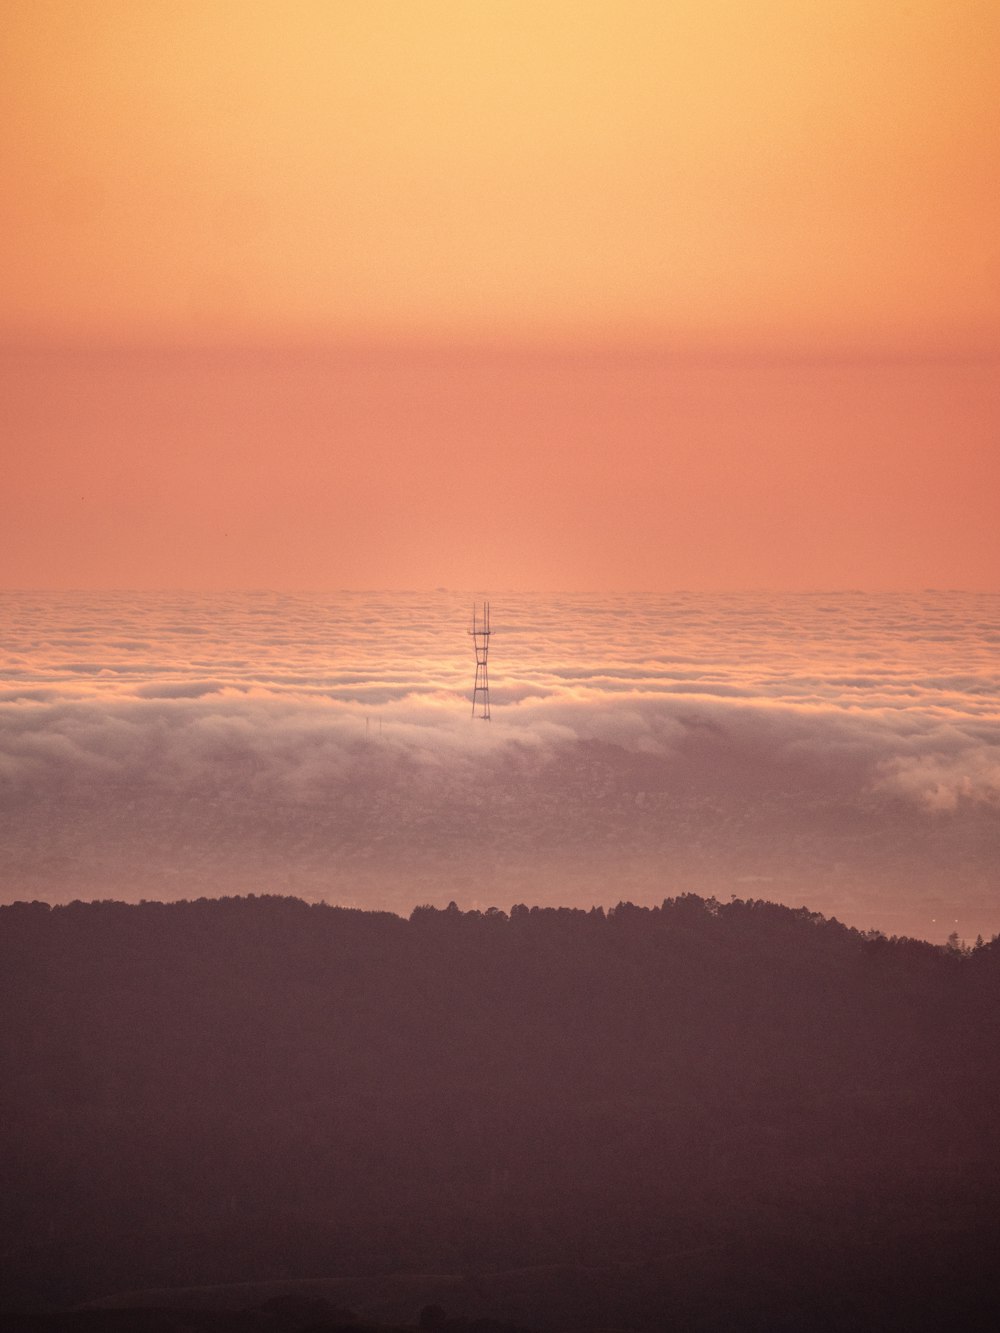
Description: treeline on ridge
2,893,999,1330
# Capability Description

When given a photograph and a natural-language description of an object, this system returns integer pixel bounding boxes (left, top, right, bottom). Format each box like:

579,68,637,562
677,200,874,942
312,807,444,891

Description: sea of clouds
1,590,998,941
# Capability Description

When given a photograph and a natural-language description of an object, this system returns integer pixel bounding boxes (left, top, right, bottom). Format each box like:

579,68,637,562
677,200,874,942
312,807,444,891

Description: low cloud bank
2,682,996,803
1,590,998,941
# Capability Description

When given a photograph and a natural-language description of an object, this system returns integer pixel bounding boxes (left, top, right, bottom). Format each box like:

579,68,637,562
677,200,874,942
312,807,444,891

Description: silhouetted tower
469,600,491,720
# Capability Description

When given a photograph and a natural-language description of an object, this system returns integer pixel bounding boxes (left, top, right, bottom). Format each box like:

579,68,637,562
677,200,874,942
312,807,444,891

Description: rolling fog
2,589,998,942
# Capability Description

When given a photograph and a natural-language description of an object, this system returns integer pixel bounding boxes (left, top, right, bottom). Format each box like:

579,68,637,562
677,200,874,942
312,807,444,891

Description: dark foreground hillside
3,894,1000,1331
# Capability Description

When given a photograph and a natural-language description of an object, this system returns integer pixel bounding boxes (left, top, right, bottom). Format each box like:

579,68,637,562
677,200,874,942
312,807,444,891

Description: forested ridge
3,894,999,1331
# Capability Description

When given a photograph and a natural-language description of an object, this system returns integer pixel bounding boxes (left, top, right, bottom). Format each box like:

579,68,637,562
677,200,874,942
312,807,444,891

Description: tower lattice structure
469,600,491,720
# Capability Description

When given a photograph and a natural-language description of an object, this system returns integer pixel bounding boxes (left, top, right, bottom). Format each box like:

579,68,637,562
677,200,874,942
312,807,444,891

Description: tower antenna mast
469,600,491,720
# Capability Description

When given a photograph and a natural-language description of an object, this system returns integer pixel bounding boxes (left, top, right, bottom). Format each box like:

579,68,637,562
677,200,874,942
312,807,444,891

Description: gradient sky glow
2,1,998,590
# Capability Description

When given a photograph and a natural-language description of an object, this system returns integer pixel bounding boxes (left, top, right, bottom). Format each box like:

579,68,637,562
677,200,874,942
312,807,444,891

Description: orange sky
2,1,998,589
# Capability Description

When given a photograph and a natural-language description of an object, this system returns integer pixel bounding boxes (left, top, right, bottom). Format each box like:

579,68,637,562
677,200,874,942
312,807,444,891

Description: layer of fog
2,591,998,941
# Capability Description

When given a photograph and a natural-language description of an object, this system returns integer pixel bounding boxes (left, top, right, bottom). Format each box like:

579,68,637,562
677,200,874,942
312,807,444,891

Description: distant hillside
3,894,999,1330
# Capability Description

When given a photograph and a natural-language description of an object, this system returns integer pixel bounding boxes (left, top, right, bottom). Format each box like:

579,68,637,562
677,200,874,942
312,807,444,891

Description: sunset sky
2,0,998,590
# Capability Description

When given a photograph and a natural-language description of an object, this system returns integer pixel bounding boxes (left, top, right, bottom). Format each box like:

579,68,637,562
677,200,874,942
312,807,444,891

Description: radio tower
469,600,491,720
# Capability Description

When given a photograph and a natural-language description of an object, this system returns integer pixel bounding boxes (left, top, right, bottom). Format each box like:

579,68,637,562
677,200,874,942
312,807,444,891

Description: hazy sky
2,1,998,589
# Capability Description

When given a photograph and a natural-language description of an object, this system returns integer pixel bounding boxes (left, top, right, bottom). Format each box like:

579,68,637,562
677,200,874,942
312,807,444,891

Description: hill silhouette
3,894,999,1330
